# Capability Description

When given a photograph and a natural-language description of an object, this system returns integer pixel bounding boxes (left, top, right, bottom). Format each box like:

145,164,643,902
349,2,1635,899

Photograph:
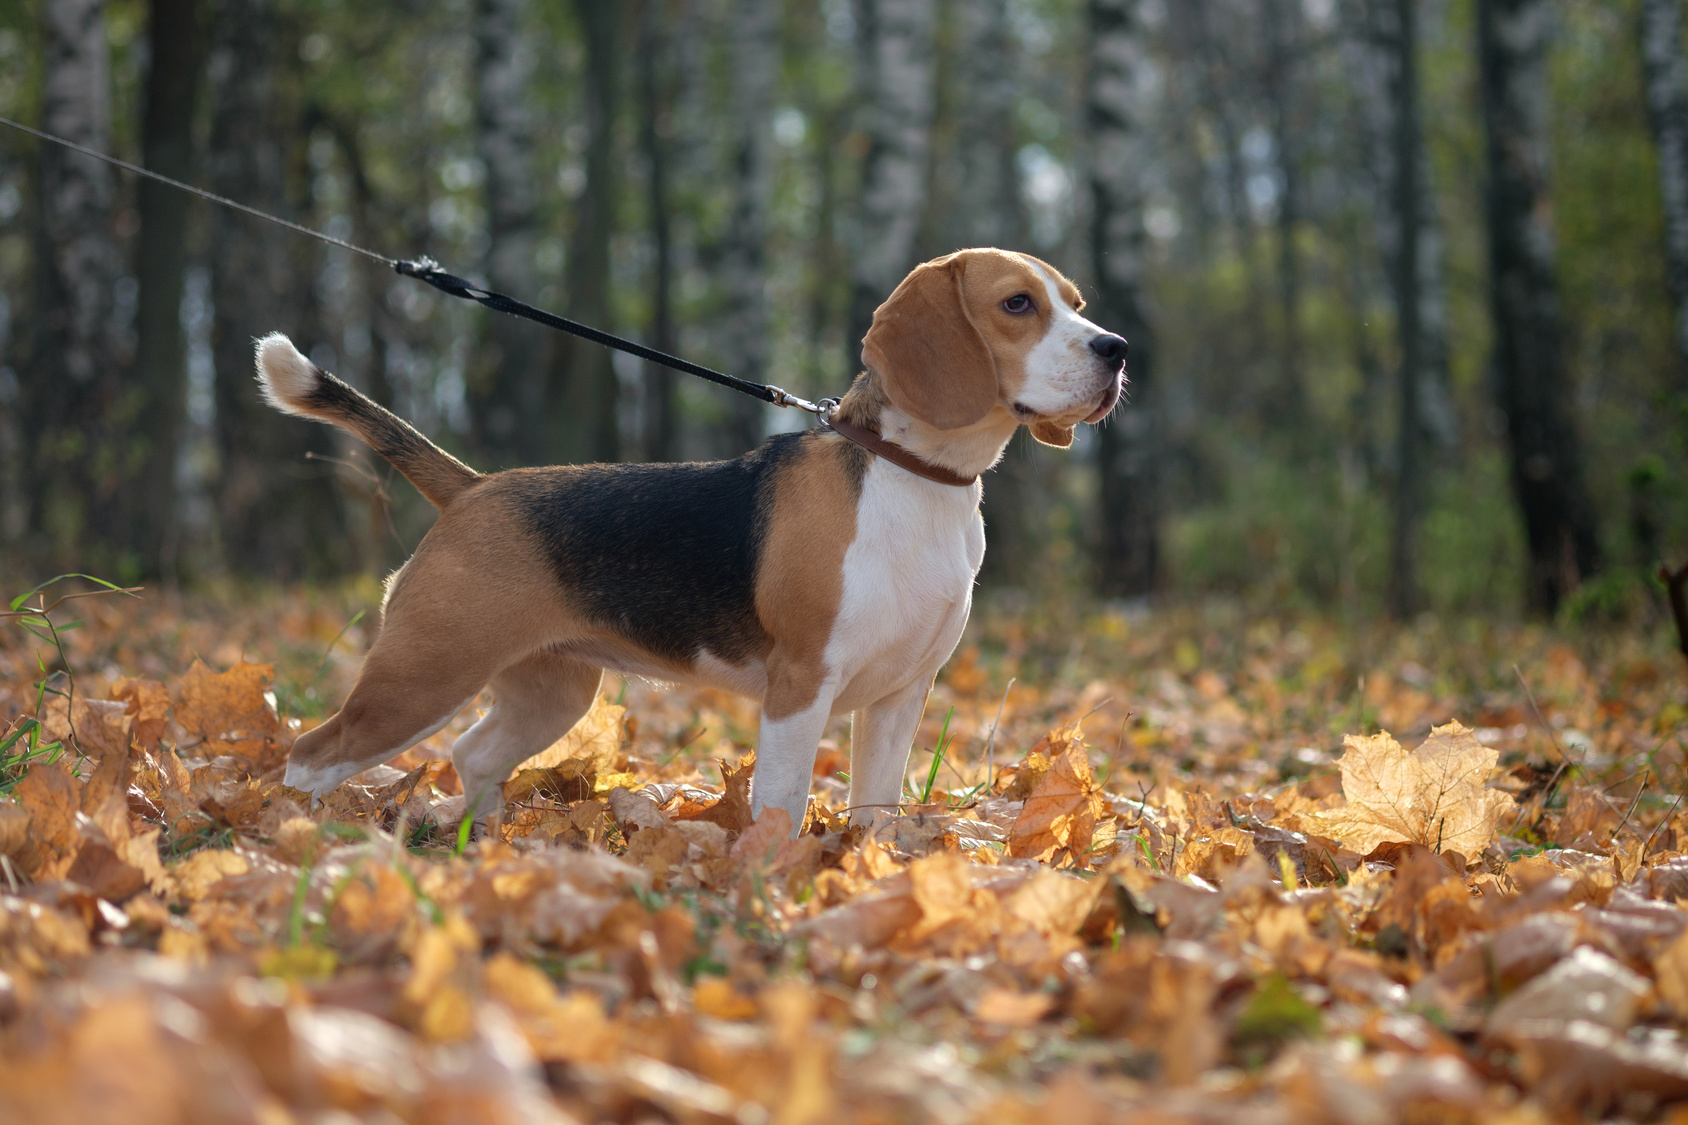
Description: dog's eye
1003,294,1032,314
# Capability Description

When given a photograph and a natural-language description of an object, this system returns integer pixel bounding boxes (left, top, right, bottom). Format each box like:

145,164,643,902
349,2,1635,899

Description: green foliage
1232,973,1323,1062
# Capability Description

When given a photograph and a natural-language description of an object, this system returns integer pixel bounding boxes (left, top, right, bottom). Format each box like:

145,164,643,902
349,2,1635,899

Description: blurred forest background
1,0,1687,624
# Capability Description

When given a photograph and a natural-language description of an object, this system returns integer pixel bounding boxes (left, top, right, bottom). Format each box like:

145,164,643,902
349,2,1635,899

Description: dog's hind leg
450,651,603,818
283,643,493,799
846,677,933,826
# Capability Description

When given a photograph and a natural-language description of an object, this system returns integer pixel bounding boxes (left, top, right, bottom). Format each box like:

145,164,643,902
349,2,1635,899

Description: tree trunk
1088,0,1159,598
949,0,1022,251
637,0,679,462
552,0,626,465
25,0,125,569
1640,0,1688,388
207,0,342,577
472,0,548,470
130,0,205,575
847,0,938,358
1261,0,1306,428
1477,0,1601,613
943,0,1040,586
720,0,778,454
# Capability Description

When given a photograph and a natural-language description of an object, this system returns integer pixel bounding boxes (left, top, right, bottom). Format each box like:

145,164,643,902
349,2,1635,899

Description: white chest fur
823,460,984,714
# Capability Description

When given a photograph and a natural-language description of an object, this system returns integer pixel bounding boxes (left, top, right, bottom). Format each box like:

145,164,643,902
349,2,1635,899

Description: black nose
1089,334,1128,364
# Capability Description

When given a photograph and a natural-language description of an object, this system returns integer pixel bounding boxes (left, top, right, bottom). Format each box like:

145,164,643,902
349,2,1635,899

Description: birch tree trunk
949,0,1021,250
721,0,778,454
1640,0,1688,388
952,0,1040,586
554,0,625,464
1477,0,1601,612
1261,0,1306,427
129,0,205,572
637,0,679,462
1088,0,1159,598
208,0,343,577
847,0,938,357
472,0,548,469
26,0,125,566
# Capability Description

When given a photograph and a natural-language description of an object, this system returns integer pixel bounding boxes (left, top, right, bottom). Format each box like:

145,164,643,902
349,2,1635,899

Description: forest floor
1,578,1687,1123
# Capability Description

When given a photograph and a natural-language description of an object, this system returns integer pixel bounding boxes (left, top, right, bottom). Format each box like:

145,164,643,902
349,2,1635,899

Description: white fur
282,702,464,797
747,456,986,828
255,332,321,414
1014,261,1116,418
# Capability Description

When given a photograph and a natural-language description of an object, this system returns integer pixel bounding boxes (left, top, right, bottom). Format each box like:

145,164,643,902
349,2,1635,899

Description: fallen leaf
517,693,626,775
1309,722,1513,858
1008,739,1105,862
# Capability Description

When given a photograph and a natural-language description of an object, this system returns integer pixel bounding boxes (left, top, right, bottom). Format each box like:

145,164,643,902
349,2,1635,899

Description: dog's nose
1089,334,1128,364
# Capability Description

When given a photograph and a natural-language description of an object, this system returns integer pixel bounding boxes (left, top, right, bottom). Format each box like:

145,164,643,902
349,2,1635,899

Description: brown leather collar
824,415,978,488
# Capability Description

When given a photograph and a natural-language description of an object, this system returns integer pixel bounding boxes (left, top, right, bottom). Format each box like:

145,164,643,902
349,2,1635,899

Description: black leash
1,114,830,417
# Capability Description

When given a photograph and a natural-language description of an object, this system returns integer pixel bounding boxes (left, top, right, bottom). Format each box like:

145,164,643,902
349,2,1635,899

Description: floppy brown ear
861,258,999,430
1029,420,1075,448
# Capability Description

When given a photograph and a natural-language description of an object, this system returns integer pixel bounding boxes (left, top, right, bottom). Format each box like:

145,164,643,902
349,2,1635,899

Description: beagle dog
259,248,1126,830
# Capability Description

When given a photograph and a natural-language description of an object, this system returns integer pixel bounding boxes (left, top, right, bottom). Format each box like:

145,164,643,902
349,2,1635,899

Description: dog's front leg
749,661,837,834
846,677,933,826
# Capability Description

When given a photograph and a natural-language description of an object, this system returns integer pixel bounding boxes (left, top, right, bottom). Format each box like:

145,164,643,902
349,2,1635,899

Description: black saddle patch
506,433,810,667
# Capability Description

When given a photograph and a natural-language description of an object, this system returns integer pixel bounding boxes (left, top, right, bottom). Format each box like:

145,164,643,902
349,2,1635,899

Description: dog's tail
255,332,480,510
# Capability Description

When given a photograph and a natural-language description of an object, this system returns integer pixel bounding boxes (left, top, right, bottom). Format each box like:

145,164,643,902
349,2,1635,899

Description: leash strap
0,114,829,417
394,258,816,409
6,110,986,483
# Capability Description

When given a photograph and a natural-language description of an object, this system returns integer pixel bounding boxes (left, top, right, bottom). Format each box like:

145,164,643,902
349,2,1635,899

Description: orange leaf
1007,739,1104,862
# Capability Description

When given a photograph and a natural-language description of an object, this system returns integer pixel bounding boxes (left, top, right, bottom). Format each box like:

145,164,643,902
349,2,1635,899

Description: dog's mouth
1083,370,1124,424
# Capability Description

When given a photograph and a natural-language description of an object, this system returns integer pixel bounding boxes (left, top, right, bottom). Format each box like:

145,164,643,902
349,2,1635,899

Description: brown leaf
516,692,626,776
0,801,27,861
110,677,170,754
176,658,289,769
1308,721,1513,858
686,752,755,833
13,761,82,880
1008,739,1104,862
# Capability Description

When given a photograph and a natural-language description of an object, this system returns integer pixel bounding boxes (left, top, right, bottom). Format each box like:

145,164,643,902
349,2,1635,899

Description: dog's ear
861,257,999,430
1029,420,1075,448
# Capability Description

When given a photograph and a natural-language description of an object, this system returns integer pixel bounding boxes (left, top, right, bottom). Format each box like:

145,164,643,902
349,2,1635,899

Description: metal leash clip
765,385,827,415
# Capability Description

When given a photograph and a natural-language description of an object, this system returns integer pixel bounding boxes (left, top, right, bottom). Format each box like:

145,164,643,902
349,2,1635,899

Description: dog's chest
825,463,983,708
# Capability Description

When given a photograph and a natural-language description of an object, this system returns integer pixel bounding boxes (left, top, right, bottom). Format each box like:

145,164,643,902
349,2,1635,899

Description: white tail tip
255,332,319,413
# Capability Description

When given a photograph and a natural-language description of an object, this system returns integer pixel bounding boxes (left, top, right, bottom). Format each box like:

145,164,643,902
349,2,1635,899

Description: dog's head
861,248,1126,448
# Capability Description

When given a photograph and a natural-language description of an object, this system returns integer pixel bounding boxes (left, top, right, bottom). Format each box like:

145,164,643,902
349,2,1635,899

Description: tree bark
636,0,679,462
1477,0,1601,613
26,0,126,569
129,0,206,574
720,0,778,454
471,0,549,469
207,0,343,577
1261,0,1306,428
945,0,1040,586
554,0,626,464
847,0,938,358
948,0,1021,250
1088,0,1159,598
1640,0,1688,388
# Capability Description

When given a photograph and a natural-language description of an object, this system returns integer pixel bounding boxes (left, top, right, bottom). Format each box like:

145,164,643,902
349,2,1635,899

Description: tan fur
274,247,1121,816
754,435,862,719
862,256,1002,429
859,249,1089,441
289,489,572,776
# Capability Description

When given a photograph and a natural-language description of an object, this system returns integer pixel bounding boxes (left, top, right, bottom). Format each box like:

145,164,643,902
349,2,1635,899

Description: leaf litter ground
2,583,1687,1123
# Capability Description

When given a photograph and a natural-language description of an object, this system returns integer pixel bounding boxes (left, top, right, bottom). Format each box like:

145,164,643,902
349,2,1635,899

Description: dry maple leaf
1309,720,1513,858
1008,737,1105,862
174,659,286,765
517,692,626,775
